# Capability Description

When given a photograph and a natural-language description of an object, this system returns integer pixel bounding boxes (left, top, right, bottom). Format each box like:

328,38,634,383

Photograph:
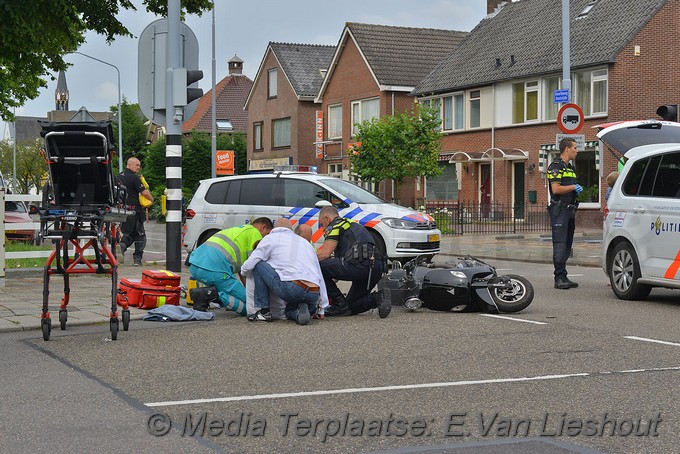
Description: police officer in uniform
317,206,390,318
547,138,583,290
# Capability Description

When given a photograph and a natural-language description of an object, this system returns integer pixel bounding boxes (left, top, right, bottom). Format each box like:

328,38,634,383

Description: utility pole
211,6,217,179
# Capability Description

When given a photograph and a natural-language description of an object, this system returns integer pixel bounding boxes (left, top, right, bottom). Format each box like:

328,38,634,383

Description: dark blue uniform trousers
320,257,383,314
549,204,575,282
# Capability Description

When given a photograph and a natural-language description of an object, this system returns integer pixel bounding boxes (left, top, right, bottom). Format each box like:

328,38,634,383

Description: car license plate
428,234,440,242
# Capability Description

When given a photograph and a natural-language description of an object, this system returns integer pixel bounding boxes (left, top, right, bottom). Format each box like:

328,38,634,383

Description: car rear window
622,151,680,198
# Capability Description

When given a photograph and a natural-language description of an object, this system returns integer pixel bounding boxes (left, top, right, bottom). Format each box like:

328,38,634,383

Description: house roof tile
414,0,667,95
182,74,253,133
347,22,468,87
269,42,335,98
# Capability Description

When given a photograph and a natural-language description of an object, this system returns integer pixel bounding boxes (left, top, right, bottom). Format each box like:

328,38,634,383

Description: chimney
487,0,507,15
228,54,244,75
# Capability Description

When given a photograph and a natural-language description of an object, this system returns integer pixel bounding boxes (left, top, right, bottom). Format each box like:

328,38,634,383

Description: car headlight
449,271,467,279
381,217,417,230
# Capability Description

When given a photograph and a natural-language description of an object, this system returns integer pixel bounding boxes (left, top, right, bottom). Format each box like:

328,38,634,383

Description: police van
600,120,680,299
183,166,441,261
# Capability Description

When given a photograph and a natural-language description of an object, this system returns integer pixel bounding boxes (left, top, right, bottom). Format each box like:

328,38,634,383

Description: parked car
599,120,680,299
184,166,441,261
4,200,36,243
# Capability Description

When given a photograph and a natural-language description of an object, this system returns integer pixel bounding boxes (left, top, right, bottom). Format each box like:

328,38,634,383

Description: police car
599,120,680,299
183,166,441,261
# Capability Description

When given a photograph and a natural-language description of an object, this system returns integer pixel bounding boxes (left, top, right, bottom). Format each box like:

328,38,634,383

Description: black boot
372,291,391,319
326,294,351,317
190,286,220,311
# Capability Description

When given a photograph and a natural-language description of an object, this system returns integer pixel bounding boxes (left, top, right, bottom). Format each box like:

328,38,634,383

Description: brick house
244,42,335,172
183,55,253,135
314,23,467,207
413,0,678,228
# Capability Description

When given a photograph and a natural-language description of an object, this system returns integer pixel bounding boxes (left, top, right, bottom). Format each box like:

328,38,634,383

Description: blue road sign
554,89,569,103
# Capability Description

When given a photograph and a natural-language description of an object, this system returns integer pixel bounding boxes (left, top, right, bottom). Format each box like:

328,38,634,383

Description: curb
0,311,149,334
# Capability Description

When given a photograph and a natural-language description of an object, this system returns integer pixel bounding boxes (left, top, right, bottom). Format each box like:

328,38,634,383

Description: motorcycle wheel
490,274,534,312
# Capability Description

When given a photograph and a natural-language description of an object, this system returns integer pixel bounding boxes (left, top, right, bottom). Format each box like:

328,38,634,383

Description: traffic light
173,67,204,107
656,104,678,122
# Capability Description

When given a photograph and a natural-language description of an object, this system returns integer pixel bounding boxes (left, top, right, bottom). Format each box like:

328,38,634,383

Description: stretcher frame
34,120,134,341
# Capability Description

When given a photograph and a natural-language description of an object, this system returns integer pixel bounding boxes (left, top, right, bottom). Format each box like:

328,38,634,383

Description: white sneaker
247,309,272,322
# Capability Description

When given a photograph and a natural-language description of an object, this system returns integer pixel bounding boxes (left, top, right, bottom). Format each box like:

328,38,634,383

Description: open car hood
595,120,680,156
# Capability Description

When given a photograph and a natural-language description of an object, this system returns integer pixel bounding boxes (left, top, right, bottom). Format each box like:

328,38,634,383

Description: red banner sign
316,110,324,159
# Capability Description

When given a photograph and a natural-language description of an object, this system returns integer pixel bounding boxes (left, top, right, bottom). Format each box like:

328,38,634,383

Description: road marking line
479,313,547,325
145,365,680,407
145,372,590,407
624,336,680,347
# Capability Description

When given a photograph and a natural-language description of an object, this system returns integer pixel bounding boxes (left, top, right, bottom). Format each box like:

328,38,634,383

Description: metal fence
424,200,551,235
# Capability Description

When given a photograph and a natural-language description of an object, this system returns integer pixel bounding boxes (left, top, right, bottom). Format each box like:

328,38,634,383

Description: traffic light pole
165,0,183,272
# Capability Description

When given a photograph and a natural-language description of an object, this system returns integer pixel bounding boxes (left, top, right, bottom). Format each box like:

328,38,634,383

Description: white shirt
241,227,329,312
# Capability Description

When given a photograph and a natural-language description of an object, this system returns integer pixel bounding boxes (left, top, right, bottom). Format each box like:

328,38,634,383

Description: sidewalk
0,230,603,333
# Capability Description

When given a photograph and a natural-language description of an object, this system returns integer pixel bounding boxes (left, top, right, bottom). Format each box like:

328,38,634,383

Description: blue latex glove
574,184,583,195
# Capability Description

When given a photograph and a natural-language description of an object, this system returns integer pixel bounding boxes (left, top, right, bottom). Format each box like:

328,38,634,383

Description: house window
454,94,464,130
253,122,262,151
574,68,608,116
543,76,560,121
267,69,277,98
328,163,343,178
272,117,291,148
512,81,538,124
591,69,608,115
351,98,380,135
328,104,342,139
469,90,480,128
216,119,233,133
442,96,453,130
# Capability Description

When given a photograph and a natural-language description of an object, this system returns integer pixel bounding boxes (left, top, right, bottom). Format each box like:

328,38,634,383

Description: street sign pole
165,0,182,272
562,0,571,102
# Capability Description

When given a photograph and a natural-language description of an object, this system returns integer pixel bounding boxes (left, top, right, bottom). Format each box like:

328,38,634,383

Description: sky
2,0,488,138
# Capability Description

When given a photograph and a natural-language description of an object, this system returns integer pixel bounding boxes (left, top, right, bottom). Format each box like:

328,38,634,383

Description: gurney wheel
41,319,51,341
110,318,119,340
122,310,130,331
59,309,67,330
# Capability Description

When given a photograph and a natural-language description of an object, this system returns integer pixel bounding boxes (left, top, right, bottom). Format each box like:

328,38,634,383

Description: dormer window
576,0,599,19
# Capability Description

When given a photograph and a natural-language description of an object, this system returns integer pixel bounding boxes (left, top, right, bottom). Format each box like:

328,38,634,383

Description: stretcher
33,120,134,341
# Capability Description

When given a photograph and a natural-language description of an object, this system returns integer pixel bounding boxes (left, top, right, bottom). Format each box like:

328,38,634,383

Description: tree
141,130,247,196
349,105,443,197
0,0,213,121
0,139,48,193
111,98,149,167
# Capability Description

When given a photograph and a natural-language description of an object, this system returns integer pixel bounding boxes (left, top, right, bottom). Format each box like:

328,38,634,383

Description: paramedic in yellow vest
188,218,273,315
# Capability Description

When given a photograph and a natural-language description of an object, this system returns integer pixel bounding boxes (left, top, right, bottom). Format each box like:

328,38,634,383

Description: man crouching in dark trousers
316,206,390,318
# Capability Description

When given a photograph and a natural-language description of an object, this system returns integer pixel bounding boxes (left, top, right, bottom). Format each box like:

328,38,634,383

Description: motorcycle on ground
377,255,534,313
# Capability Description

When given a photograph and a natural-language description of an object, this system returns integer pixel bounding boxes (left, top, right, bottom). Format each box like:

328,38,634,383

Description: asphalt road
2,259,679,453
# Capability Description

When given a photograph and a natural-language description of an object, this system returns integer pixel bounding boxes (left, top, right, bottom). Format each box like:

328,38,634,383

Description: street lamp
68,51,123,173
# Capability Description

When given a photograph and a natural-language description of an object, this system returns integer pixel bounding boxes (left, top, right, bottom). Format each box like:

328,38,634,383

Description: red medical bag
141,269,181,287
117,278,181,309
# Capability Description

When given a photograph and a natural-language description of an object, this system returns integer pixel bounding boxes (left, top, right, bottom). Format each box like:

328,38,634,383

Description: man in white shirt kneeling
241,219,328,324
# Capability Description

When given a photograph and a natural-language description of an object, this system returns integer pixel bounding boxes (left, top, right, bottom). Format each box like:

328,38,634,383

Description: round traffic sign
557,103,585,133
